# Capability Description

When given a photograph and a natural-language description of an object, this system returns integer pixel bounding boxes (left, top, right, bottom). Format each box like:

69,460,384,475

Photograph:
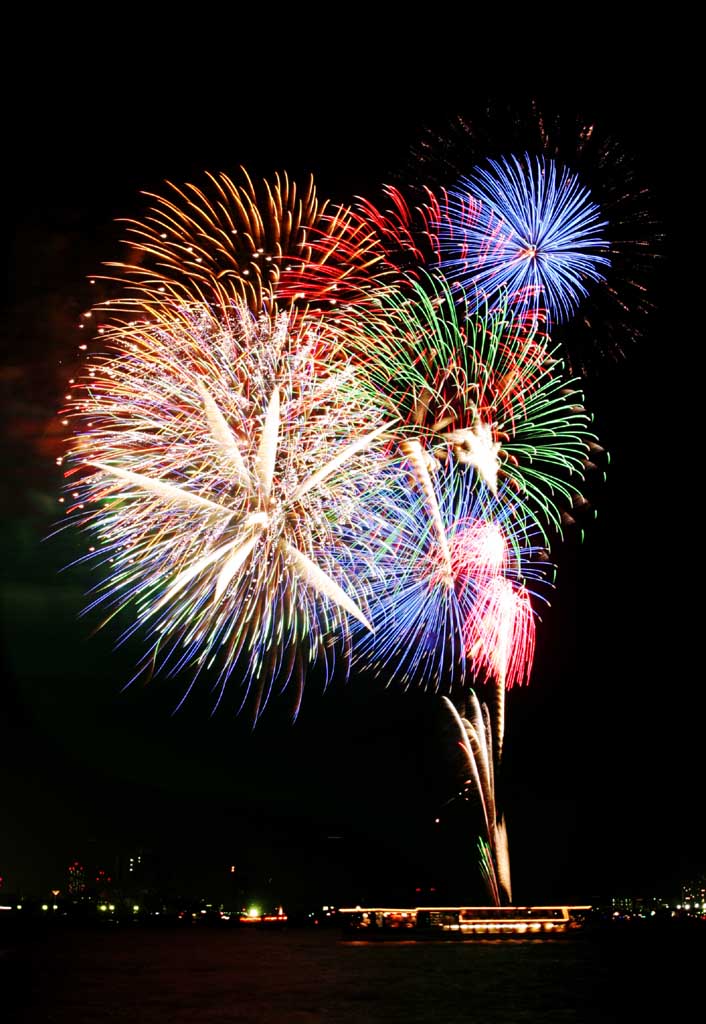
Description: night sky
2,48,696,910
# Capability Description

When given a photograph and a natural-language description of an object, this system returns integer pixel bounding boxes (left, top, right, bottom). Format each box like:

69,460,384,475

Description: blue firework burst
438,154,610,324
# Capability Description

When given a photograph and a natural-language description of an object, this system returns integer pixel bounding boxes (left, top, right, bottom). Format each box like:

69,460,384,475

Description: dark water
1,926,701,1023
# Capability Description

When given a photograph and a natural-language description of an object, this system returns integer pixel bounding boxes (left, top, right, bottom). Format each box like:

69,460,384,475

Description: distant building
681,873,706,906
609,895,668,914
67,861,87,896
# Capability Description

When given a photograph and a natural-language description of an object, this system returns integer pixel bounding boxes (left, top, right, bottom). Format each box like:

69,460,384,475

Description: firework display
104,169,394,318
60,106,655,903
64,302,396,719
351,454,547,700
403,99,661,370
436,154,610,325
339,272,595,545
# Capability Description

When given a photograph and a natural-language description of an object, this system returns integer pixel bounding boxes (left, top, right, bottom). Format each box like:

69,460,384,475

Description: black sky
2,43,698,908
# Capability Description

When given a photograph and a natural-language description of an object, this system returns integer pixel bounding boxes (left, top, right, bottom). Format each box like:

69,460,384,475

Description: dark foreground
2,924,702,1023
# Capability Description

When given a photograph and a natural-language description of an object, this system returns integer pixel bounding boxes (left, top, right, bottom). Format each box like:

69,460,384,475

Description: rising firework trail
442,695,511,906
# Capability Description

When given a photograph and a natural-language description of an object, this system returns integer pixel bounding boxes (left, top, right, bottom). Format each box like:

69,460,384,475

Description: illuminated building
681,874,706,906
67,861,86,896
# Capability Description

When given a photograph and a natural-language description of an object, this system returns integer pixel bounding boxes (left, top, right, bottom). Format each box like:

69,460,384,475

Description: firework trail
62,300,397,719
353,184,444,282
443,695,512,905
352,437,549,906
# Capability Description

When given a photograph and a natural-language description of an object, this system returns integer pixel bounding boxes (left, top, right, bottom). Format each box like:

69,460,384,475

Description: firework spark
102,169,392,318
402,98,662,370
353,184,443,281
63,301,397,718
437,154,610,325
353,455,548,696
341,272,596,545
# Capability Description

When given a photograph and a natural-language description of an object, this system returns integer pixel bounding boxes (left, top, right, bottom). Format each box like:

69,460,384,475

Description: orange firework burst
101,168,393,318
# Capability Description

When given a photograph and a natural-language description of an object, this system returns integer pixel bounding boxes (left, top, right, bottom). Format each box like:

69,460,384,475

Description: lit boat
338,905,591,938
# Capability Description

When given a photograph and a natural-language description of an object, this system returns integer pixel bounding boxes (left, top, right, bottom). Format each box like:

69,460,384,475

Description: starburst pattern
402,98,661,370
63,301,397,718
437,154,610,325
51,110,651,915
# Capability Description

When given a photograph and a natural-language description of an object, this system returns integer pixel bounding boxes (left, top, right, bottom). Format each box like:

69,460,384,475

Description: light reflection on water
2,926,699,1023
342,936,569,946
